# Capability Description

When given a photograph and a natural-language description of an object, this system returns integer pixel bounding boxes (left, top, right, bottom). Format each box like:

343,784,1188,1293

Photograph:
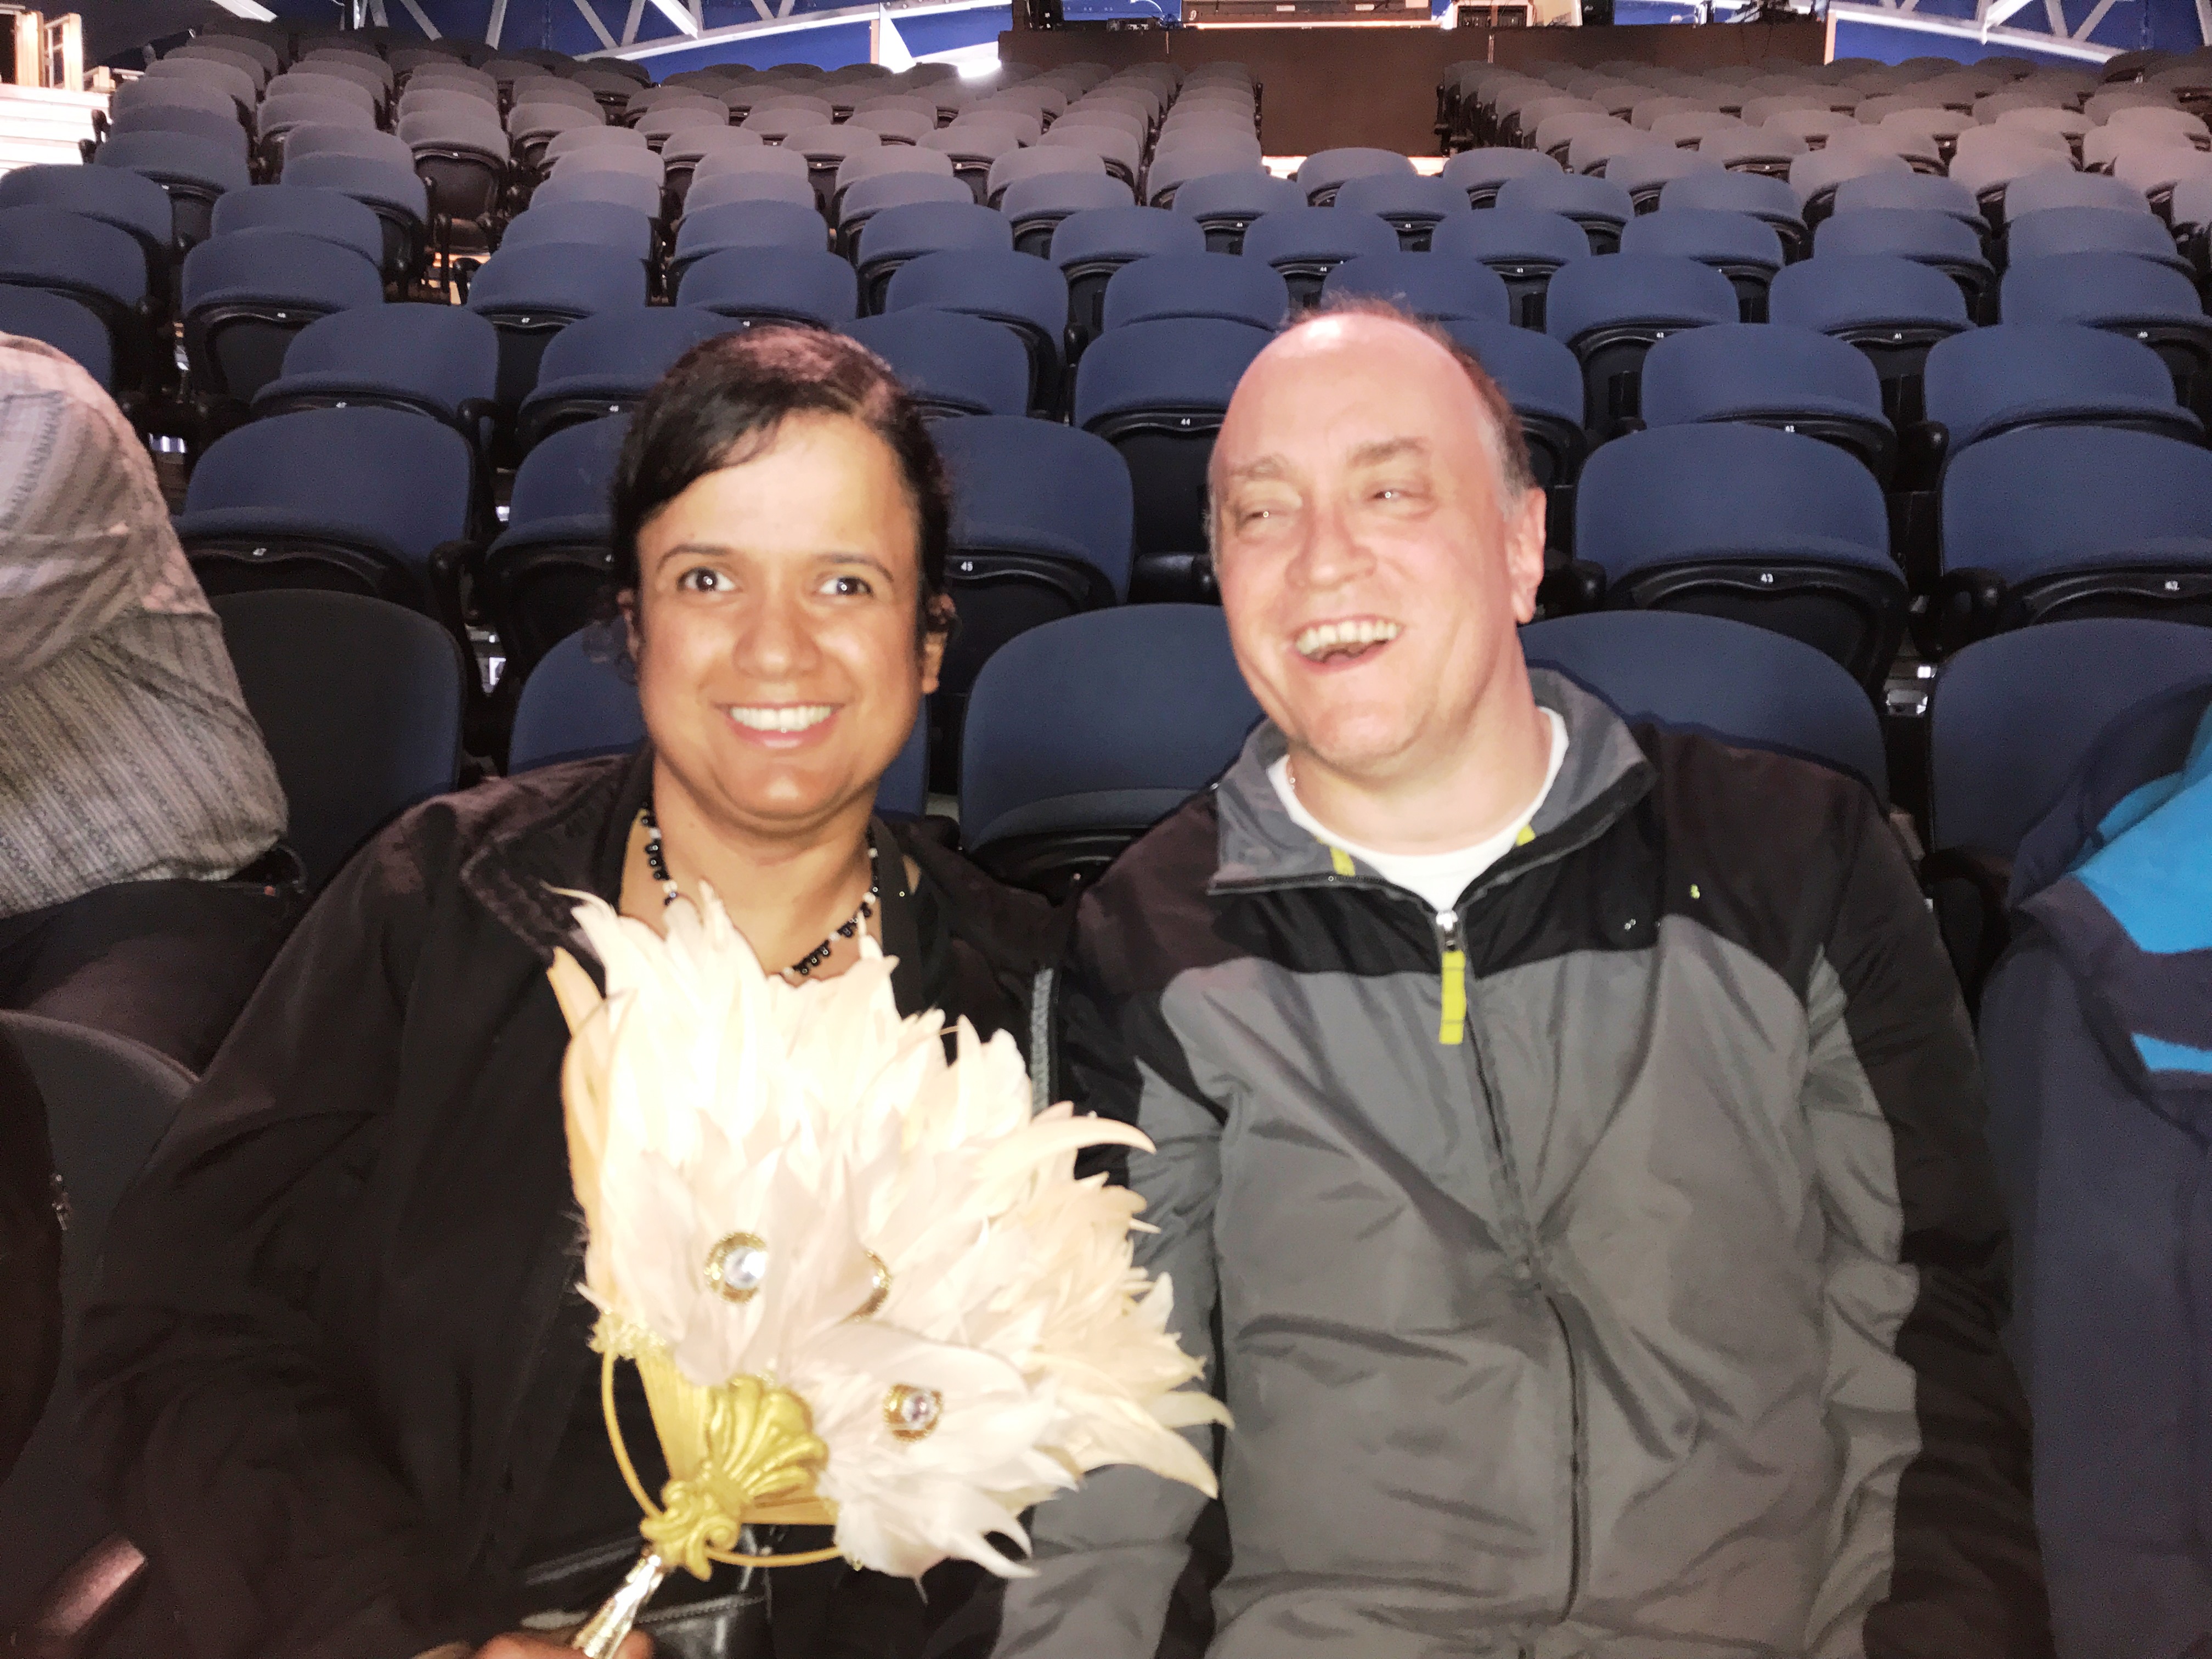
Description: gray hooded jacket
972,672,2047,1659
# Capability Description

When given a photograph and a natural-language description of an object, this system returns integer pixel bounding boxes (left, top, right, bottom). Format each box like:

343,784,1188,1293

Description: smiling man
967,304,2052,1659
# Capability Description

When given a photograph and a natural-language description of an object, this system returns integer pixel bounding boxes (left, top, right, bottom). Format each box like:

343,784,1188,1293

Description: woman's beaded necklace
639,803,879,981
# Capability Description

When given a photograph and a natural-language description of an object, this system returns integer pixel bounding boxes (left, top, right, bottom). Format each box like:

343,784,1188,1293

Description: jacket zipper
1433,906,1587,1626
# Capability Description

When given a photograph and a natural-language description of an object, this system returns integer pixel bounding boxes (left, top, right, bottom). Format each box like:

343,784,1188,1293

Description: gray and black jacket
988,672,2050,1659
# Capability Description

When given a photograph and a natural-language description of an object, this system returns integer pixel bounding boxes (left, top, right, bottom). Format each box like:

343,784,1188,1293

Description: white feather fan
547,886,1226,1587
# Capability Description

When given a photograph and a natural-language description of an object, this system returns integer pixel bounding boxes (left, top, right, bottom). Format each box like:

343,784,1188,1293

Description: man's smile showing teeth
726,704,834,732
1294,618,1402,663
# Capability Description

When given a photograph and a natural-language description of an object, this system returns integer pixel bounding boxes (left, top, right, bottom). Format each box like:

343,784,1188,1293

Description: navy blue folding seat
405,109,510,261
1830,169,1986,235
844,309,1029,420
676,160,818,221
1639,322,1896,482
210,183,384,275
0,166,174,312
929,415,1133,785
1329,172,1469,250
1607,146,1723,216
1767,253,1971,426
680,246,859,332
852,199,1009,315
1939,426,2212,644
1071,317,1272,601
108,101,251,158
1924,616,2212,887
1001,171,1135,258
2004,166,2154,222
1239,207,1401,309
498,199,655,267
1655,168,1807,259
284,125,416,173
986,145,1103,211
515,306,732,454
1440,317,1588,506
0,287,111,387
1619,207,1786,321
1973,674,2212,1646
1494,171,1635,256
1567,423,1905,689
961,604,1262,899
670,199,828,294
1102,252,1288,332
531,166,663,228
1321,251,1510,325
834,170,973,262
1522,612,1888,804
212,591,466,889
506,626,643,772
176,408,475,620
111,75,236,129
478,416,627,689
252,303,500,459
94,129,250,253
179,229,383,408
465,240,647,412
2002,252,2212,421
1430,208,1590,331
1816,206,1996,321
1295,146,1415,207
0,1009,190,1623
884,249,1069,418
1169,170,1302,253
1921,323,2199,468
1051,205,1206,353
0,205,155,393
1441,146,1564,208
1543,252,1739,436
1146,149,1269,212
282,150,431,283
2006,204,2194,276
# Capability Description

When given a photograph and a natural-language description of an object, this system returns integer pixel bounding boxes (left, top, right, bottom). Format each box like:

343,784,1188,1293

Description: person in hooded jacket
77,329,1063,1659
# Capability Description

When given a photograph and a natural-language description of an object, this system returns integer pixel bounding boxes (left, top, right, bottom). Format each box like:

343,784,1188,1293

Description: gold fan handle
569,1549,670,1657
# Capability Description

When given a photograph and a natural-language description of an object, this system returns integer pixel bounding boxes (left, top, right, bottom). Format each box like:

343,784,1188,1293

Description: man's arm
1801,794,2053,1659
0,342,170,686
968,921,1226,1659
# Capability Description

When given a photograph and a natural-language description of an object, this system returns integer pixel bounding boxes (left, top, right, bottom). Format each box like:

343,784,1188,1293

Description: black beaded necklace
639,803,879,981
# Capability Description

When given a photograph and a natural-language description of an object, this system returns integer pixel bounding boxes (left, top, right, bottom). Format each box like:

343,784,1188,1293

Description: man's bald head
1208,301,1535,545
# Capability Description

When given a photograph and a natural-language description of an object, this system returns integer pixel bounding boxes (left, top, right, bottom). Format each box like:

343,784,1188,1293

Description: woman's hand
418,1634,652,1659
476,1634,651,1659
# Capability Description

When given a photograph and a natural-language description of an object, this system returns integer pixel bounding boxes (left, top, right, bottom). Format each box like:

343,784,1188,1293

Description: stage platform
1000,18,1827,155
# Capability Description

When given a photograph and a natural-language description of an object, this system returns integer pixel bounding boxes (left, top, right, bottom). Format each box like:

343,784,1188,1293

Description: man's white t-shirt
1267,709,1569,919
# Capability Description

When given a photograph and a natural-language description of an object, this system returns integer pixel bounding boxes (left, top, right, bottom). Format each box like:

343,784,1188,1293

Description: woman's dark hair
608,326,950,637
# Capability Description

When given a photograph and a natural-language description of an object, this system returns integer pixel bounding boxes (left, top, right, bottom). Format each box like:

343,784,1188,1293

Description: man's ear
1504,486,1548,625
919,592,956,698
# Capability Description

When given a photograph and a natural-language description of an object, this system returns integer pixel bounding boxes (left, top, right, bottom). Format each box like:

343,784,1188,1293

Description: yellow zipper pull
1435,910,1466,1046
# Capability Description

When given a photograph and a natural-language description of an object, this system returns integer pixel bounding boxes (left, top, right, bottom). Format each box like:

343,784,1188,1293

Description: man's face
1210,315,1548,789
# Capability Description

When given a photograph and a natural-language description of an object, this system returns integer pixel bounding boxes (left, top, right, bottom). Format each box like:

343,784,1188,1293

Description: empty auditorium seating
1522,611,1889,803
1566,422,1905,689
961,605,1261,899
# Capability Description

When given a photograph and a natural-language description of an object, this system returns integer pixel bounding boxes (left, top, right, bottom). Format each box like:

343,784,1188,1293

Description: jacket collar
453,744,947,1013
1210,668,1654,898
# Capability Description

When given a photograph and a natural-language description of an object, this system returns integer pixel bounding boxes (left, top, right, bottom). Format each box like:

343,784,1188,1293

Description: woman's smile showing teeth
1293,617,1402,664
725,703,836,734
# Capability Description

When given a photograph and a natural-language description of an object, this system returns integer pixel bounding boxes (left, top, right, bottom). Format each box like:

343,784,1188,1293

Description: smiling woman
77,328,1070,1659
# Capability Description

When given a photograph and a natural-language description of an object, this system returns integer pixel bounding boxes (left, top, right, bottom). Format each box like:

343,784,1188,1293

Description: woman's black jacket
76,749,1066,1658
